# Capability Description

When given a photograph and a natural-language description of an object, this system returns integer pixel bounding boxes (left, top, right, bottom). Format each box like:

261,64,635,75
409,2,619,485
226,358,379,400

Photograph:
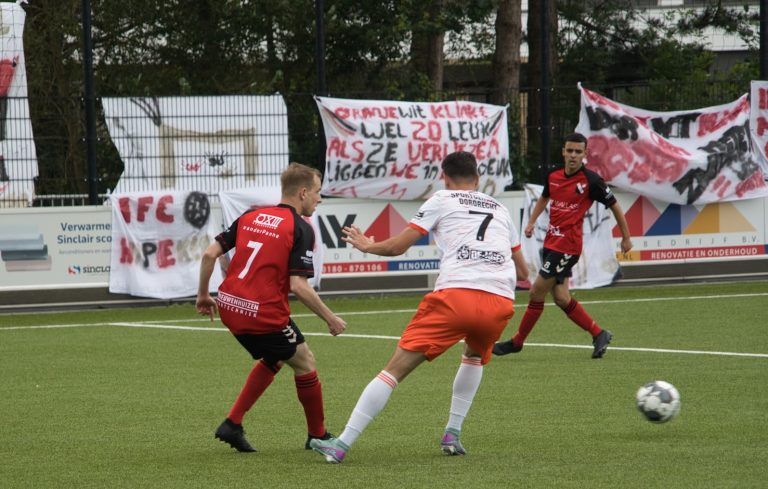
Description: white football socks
446,356,483,433
338,370,398,447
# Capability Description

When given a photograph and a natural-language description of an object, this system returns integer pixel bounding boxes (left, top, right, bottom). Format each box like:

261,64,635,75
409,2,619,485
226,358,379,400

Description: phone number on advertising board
323,262,386,273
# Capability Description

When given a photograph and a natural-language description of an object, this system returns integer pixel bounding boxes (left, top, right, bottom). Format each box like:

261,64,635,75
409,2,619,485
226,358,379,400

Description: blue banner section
387,259,440,272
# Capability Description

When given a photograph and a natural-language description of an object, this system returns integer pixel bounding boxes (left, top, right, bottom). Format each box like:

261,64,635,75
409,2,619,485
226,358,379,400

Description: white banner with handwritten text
109,191,222,299
576,85,768,205
316,97,511,200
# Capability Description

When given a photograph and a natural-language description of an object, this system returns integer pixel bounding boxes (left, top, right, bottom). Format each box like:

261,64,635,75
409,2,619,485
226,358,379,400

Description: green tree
518,0,761,181
556,0,760,94
22,0,85,195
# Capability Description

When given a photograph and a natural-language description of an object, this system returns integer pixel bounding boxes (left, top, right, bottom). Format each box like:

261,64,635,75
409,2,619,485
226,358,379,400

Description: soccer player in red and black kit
494,132,633,358
196,162,346,452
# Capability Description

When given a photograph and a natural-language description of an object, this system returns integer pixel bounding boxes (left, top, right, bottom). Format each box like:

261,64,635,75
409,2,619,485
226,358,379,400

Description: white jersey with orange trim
408,189,521,299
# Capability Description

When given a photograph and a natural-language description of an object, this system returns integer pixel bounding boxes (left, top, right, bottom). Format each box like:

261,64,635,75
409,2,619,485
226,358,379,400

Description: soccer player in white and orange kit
310,151,528,464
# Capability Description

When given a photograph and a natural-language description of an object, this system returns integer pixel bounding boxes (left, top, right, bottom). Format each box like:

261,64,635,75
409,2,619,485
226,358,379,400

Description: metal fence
0,78,753,208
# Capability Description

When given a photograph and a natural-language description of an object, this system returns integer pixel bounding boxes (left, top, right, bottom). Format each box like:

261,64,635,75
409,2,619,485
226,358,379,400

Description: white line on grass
108,322,227,332
2,290,768,359
26,321,768,359
146,308,418,323
111,291,768,324
110,322,403,340
575,291,768,305
0,323,108,331
520,342,768,358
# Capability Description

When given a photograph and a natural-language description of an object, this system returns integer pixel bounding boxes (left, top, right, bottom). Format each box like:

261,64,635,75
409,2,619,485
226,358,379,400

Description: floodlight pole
315,0,328,171
315,0,327,96
81,0,98,205
540,0,552,180
761,0,767,79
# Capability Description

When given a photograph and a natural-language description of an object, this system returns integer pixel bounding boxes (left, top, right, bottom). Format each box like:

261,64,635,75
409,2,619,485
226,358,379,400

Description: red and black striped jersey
542,166,617,255
215,203,314,334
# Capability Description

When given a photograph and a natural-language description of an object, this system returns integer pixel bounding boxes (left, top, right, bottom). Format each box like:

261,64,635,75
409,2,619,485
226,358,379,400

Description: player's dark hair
281,162,321,196
564,132,588,147
441,151,479,181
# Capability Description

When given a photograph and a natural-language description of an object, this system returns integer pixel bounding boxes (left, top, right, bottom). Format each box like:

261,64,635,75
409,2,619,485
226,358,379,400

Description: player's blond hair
281,162,321,196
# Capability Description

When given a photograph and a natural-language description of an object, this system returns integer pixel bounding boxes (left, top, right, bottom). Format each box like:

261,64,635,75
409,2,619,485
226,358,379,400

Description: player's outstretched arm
342,224,423,256
196,241,223,321
525,197,549,238
609,202,633,254
512,248,529,283
290,275,346,336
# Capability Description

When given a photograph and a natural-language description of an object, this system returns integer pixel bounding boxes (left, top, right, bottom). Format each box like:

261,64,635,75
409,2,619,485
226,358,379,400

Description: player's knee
288,344,316,373
554,294,571,309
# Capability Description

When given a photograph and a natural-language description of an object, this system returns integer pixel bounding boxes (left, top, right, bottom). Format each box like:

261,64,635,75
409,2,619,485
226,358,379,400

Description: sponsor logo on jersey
551,200,580,211
456,244,505,265
547,224,564,236
450,192,499,209
253,213,284,230
216,291,260,318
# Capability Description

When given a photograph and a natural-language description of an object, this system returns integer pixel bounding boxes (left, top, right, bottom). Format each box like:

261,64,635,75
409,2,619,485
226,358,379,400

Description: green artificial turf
1,281,766,488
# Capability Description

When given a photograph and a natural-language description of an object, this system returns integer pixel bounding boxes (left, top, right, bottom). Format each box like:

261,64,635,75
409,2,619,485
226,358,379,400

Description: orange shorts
398,288,515,365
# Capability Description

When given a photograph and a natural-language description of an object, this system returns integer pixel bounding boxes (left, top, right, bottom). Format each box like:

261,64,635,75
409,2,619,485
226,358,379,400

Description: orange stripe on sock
376,371,398,389
461,356,482,366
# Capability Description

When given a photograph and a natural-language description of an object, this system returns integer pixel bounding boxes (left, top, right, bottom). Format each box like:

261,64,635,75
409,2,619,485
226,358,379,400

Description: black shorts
539,247,581,284
234,318,306,365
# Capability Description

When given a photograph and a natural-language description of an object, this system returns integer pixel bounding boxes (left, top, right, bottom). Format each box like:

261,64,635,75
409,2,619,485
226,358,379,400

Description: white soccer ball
635,380,681,423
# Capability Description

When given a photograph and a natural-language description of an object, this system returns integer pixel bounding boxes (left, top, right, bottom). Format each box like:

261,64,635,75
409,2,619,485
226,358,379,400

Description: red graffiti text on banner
375,182,409,199
759,87,768,110
327,138,365,162
333,106,399,120
407,141,452,162
583,89,621,111
635,115,650,128
429,103,489,120
586,135,633,180
389,161,420,179
755,116,768,136
697,97,749,137
119,195,174,224
629,139,689,184
711,174,731,200
324,184,359,198
119,237,176,268
735,169,767,197
411,120,443,141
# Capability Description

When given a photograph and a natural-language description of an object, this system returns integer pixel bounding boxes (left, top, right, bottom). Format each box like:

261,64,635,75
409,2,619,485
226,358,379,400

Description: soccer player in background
493,132,633,359
309,151,528,463
196,162,347,452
